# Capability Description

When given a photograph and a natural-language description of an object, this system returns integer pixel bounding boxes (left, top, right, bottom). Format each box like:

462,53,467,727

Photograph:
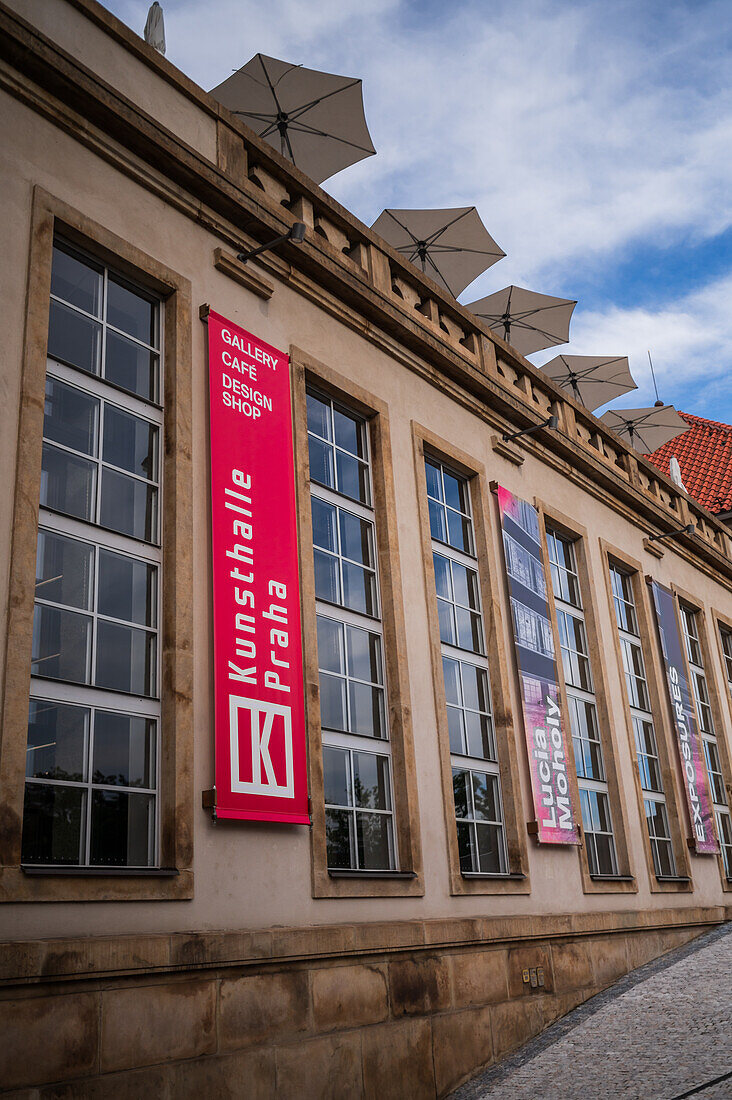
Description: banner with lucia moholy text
649,579,718,853
207,309,309,823
494,485,579,844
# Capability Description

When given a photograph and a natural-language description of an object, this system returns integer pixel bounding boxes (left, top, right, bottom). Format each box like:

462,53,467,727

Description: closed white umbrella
541,354,636,411
211,54,375,185
600,406,690,454
466,285,576,356
370,207,505,298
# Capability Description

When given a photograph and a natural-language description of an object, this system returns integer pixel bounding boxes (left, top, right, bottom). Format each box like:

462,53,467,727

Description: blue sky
108,0,732,420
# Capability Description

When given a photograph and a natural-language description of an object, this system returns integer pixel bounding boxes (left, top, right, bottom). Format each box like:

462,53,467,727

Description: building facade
0,2,730,1094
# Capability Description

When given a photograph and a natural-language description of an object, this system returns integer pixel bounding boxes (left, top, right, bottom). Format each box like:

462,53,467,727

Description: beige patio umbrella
541,354,636,411
599,406,690,454
466,285,576,356
370,207,505,298
211,54,376,185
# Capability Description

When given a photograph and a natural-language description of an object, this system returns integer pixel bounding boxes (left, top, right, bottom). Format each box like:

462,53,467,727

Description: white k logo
229,696,294,798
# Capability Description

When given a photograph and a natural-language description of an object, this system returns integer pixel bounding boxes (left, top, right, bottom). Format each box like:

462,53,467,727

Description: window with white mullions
308,388,396,871
425,456,508,876
609,563,675,879
21,240,162,869
719,627,732,697
546,528,617,876
680,605,732,878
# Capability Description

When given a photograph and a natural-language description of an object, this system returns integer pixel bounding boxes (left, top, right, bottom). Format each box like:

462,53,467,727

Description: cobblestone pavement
452,923,732,1100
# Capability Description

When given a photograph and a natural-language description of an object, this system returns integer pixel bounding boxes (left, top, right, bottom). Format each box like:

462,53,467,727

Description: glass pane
433,553,452,600
318,671,347,732
47,300,101,375
51,245,102,316
348,681,385,738
316,616,344,674
452,768,469,818
308,435,334,490
31,604,91,683
311,498,337,552
461,664,489,713
655,838,674,878
44,376,98,455
355,812,392,870
335,450,369,504
465,711,494,760
447,706,465,754
476,822,504,873
455,606,483,653
342,562,376,616
437,599,455,646
90,790,153,866
26,699,88,782
593,790,613,834
333,406,364,457
313,549,340,605
339,511,373,566
93,712,155,788
352,752,391,809
325,808,354,868
424,460,443,501
472,771,500,822
100,468,157,542
347,626,382,684
322,746,351,807
95,620,156,696
35,529,93,610
428,499,447,542
446,508,472,554
595,832,617,875
21,783,84,865
452,563,480,610
98,550,157,627
103,406,158,481
442,470,466,514
456,821,475,872
107,277,156,345
442,657,461,706
306,392,331,440
105,329,158,402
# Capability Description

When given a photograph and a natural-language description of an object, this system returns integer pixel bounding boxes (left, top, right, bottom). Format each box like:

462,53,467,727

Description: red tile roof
647,411,732,514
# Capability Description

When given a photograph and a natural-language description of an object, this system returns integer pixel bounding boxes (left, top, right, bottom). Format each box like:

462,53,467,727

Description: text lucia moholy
223,468,292,696
533,694,573,830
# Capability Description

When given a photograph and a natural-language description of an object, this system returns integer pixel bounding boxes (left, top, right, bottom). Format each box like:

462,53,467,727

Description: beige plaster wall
0,22,731,944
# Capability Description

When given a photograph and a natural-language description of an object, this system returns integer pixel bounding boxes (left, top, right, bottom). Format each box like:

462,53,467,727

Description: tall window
426,458,507,875
547,530,617,876
308,388,395,870
680,607,732,879
22,241,162,868
609,564,676,878
720,626,732,699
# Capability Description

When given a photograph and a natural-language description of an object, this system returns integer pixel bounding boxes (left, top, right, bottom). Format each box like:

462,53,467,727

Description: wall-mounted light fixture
647,523,696,544
502,415,558,444
237,221,307,264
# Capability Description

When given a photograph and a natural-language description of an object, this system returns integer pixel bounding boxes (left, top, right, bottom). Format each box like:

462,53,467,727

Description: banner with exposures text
206,309,309,823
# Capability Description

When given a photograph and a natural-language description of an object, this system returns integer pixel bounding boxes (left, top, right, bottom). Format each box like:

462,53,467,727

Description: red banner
207,310,309,823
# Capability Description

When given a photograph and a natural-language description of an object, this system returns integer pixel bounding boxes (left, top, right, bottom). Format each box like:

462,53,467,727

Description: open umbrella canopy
466,285,576,356
210,54,376,185
599,406,690,455
541,354,636,411
370,207,505,298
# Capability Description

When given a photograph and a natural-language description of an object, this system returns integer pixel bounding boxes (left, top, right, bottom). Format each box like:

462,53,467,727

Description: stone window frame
598,540,692,893
412,423,530,896
535,504,636,895
672,586,732,893
290,347,424,898
0,188,193,902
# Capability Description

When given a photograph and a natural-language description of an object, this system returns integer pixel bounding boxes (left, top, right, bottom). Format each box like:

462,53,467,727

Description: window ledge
461,871,526,880
327,869,417,880
21,866,180,877
655,875,691,883
589,874,635,882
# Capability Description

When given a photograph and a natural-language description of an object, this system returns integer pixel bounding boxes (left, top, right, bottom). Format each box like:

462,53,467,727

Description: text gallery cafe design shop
16,240,732,889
